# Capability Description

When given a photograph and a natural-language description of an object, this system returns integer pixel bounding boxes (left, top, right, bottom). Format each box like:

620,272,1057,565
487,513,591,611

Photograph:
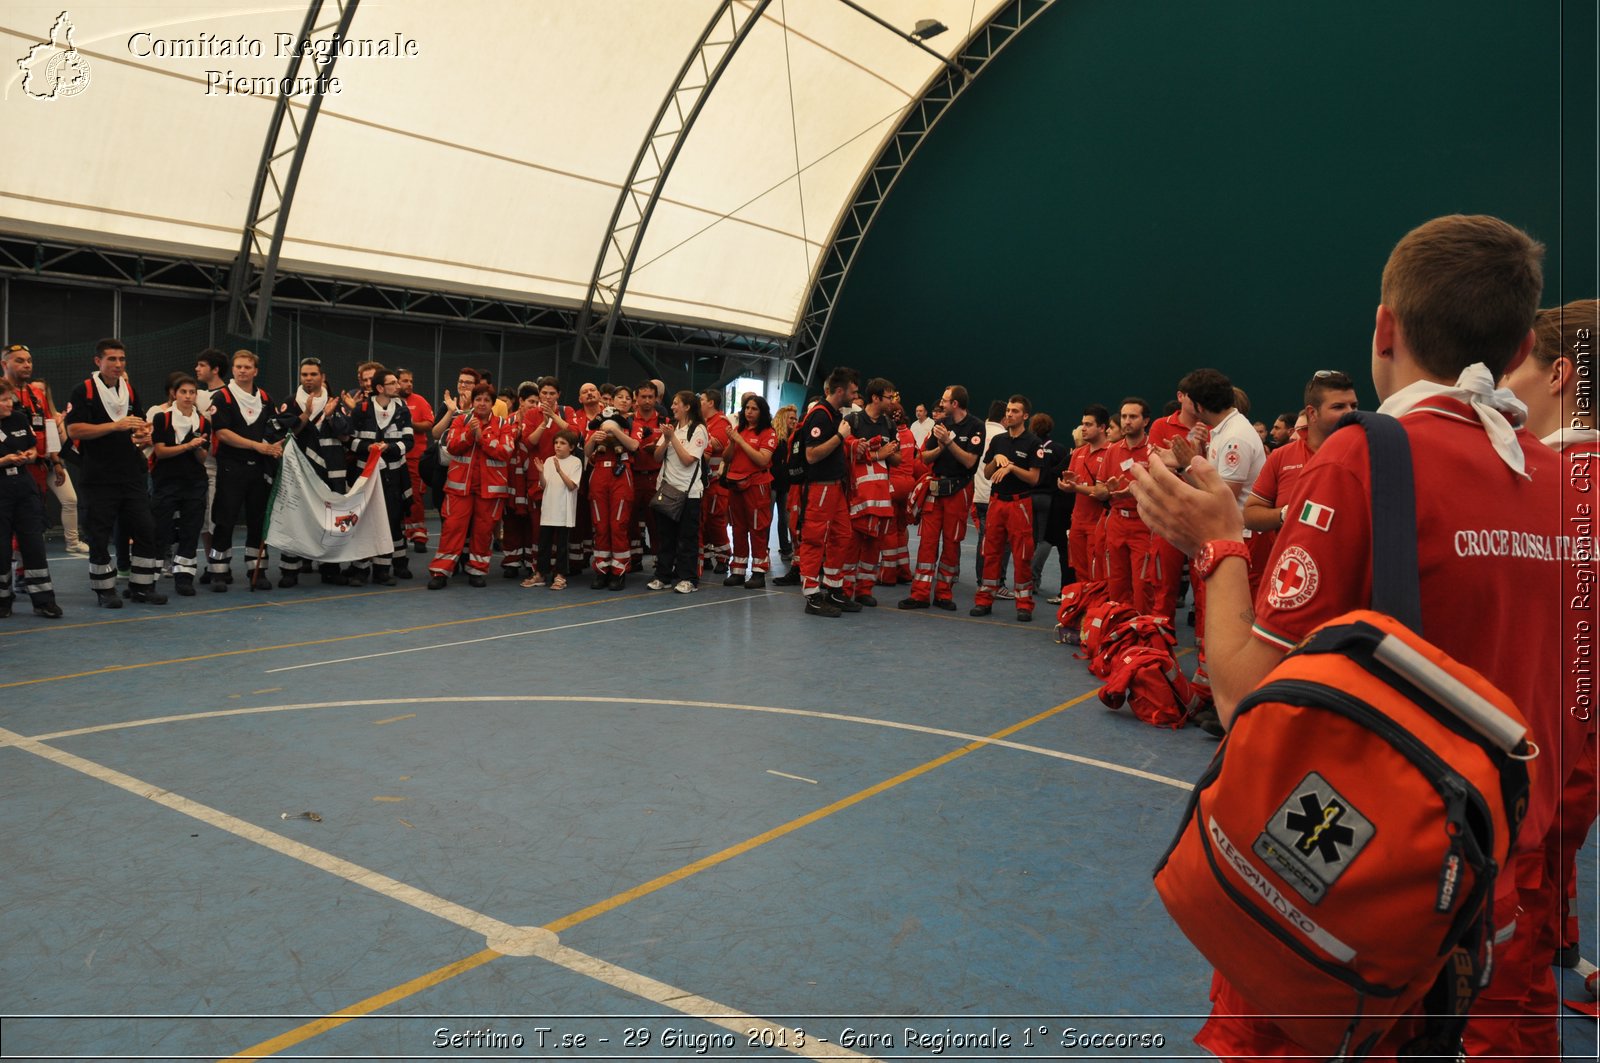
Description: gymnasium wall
823,0,1594,427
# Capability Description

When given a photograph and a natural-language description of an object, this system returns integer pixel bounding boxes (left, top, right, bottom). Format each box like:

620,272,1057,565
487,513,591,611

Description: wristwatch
1192,539,1250,581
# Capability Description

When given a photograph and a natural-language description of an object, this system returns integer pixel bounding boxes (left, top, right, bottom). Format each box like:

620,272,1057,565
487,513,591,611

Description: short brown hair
1532,299,1598,390
231,349,258,367
470,381,496,402
1380,214,1545,378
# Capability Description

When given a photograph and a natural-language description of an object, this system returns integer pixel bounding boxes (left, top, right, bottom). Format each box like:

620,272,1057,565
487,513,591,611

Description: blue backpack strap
1336,410,1423,635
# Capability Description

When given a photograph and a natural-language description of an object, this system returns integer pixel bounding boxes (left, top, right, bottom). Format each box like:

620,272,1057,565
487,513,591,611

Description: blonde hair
773,403,798,442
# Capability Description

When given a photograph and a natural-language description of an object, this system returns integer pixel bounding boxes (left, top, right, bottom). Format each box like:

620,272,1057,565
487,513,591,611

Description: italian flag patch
1299,500,1335,532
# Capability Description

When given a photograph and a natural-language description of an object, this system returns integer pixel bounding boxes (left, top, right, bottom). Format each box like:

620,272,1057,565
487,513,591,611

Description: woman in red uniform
427,383,516,589
722,395,777,588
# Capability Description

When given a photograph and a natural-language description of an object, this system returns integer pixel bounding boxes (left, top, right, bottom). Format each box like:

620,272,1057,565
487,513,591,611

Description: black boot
278,570,299,588
129,585,168,605
805,592,842,617
96,589,124,609
372,567,397,586
174,575,196,597
32,600,62,619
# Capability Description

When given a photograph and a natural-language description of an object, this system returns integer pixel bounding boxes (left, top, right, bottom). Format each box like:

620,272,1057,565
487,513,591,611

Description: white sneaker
995,585,1016,599
646,578,668,591
1046,594,1063,605
66,542,90,555
673,580,695,594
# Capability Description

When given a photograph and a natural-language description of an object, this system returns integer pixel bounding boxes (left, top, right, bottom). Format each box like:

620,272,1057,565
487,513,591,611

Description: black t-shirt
928,413,986,480
209,384,279,465
150,410,211,485
799,400,846,483
982,428,1043,500
1030,436,1070,499
64,375,147,487
0,407,37,493
844,409,896,447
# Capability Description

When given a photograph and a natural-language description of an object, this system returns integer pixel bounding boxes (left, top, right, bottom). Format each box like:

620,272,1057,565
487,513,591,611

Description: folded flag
264,443,392,563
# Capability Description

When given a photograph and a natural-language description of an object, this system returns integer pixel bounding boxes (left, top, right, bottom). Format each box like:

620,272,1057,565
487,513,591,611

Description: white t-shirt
1208,408,1266,513
658,423,709,499
909,416,933,449
972,420,1006,504
539,454,584,527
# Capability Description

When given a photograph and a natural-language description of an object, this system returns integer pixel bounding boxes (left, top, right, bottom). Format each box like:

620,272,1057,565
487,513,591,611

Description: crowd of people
0,212,1594,1060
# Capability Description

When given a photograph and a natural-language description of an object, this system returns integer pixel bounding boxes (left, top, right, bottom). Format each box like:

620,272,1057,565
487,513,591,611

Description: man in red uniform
1144,392,1203,618
699,389,734,576
840,378,900,607
428,383,516,589
797,367,859,617
1496,297,1599,1039
970,395,1042,621
396,368,435,552
899,385,984,611
628,381,664,573
568,382,604,574
1130,213,1561,1062
1059,404,1112,583
1098,398,1154,610
1243,370,1360,554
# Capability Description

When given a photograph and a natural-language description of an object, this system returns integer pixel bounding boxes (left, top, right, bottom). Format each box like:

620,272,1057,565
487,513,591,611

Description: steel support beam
224,0,361,340
787,0,1056,384
1,235,787,358
572,0,774,369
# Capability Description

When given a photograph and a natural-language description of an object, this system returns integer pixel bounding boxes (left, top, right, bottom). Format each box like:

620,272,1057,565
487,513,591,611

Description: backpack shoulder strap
1338,410,1423,634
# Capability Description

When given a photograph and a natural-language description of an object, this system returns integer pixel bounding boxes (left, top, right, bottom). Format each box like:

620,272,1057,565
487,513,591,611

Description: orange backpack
1152,412,1534,1060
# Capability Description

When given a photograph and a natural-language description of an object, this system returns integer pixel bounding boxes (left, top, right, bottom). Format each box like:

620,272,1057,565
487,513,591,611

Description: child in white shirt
524,430,582,589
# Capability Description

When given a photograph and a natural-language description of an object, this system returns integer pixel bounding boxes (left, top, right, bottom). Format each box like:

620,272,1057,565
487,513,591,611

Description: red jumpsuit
879,424,922,585
1101,436,1153,611
1065,442,1111,581
1142,412,1194,617
402,392,434,548
841,430,894,599
972,428,1042,615
908,415,985,604
499,426,534,577
725,424,777,577
699,412,733,572
628,409,663,571
584,418,634,578
429,413,516,577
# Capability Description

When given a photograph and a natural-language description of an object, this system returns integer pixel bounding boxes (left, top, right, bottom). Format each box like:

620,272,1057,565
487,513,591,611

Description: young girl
524,429,582,589
149,375,211,596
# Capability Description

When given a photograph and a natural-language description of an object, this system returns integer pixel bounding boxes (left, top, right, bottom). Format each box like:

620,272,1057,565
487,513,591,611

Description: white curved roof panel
1,1,1006,336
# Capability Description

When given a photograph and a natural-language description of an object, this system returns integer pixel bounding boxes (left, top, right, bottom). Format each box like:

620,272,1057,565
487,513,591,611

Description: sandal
550,574,567,591
521,573,546,588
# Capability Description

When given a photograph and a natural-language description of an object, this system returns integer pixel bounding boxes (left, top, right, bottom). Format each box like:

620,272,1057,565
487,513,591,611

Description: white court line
14,695,1194,791
265,594,775,673
767,769,820,784
0,724,873,1063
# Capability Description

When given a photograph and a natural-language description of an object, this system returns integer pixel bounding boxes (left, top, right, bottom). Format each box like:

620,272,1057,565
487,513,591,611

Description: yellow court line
0,593,654,691
0,586,425,638
218,949,501,1063
218,691,1095,1061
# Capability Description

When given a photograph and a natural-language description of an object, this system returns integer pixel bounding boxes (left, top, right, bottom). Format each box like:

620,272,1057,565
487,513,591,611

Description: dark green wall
824,0,1594,427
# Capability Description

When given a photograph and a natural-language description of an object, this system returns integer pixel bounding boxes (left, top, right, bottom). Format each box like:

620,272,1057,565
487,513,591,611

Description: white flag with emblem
264,443,392,562
1299,500,1335,532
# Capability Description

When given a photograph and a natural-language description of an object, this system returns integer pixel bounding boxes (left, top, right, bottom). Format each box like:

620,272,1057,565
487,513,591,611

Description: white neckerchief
93,371,129,421
227,380,264,425
168,405,200,443
295,385,328,421
1541,426,1600,453
374,397,396,430
1377,363,1530,479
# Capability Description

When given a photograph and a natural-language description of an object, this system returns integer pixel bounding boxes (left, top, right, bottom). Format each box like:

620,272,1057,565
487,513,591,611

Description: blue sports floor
1,522,1595,1061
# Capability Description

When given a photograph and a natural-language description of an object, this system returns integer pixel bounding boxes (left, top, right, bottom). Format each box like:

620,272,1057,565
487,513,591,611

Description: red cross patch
1268,546,1319,610
810,425,822,439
